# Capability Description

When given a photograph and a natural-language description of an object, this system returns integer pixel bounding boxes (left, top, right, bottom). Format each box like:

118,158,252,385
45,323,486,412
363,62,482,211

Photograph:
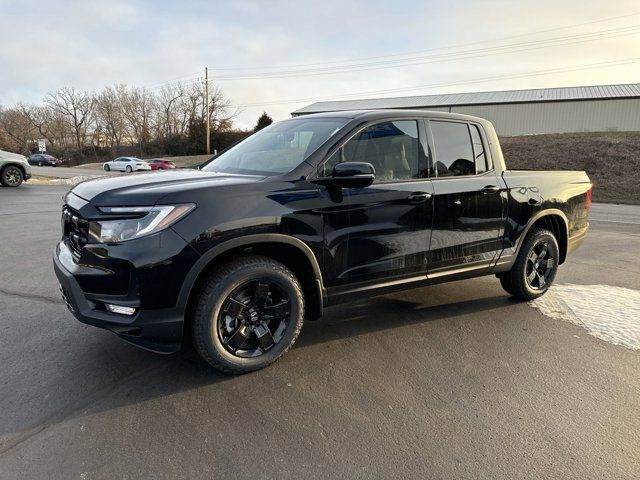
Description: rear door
318,119,434,290
426,119,506,274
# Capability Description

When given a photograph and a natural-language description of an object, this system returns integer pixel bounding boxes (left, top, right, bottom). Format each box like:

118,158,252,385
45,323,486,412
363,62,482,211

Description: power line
232,58,640,107
211,25,640,80
141,13,640,92
208,11,640,72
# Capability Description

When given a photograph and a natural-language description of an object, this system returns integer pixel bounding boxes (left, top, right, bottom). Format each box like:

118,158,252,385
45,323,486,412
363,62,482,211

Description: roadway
0,185,638,479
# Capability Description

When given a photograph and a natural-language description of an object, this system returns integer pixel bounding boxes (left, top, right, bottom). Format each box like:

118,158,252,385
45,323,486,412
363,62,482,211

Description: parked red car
148,159,176,170
28,154,62,167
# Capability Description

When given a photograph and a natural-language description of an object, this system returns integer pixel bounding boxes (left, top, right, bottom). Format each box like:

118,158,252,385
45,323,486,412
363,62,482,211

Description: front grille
62,206,89,256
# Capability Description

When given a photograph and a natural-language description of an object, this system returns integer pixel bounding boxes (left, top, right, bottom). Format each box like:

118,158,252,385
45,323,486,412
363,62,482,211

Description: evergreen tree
254,112,273,132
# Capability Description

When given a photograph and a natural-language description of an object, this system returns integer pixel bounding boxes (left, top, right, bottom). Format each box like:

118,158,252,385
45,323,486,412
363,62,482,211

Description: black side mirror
312,162,375,189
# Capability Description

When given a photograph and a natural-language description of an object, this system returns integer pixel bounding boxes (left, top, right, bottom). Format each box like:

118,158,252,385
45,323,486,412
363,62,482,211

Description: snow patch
530,284,640,350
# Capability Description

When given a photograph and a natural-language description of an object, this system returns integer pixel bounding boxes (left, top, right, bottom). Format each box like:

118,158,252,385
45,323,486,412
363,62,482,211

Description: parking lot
0,185,639,479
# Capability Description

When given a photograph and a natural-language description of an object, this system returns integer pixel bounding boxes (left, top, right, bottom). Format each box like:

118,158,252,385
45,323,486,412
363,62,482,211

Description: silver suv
0,150,32,187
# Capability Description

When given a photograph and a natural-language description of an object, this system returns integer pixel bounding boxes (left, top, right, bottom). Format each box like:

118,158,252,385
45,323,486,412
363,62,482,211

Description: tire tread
499,227,558,301
192,254,304,374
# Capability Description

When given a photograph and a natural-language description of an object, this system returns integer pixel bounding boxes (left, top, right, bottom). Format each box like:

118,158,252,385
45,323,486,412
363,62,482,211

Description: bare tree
0,105,37,153
2,80,238,158
45,87,96,151
117,85,155,155
95,85,127,148
155,83,187,138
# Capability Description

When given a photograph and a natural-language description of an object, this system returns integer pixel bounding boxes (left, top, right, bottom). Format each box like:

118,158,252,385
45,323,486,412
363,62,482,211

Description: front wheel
192,255,304,374
39,161,44,167
1,165,24,187
104,164,110,171
499,227,559,300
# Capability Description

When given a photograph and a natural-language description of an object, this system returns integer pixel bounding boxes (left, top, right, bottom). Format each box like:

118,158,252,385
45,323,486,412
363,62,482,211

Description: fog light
105,304,136,315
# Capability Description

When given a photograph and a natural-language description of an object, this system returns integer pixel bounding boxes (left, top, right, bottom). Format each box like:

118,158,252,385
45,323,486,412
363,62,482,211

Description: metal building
291,83,640,136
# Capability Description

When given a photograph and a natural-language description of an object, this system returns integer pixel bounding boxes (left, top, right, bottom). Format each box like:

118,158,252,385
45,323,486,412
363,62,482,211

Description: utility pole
205,66,210,155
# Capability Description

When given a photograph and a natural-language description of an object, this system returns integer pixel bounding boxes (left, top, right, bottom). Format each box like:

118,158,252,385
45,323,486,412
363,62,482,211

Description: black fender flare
176,233,326,312
515,208,569,260
495,208,570,272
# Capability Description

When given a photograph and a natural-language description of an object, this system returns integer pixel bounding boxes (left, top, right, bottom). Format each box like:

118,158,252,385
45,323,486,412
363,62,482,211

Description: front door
319,119,434,291
426,119,506,274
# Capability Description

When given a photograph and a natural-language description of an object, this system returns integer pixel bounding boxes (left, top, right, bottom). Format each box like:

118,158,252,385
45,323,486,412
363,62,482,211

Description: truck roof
292,109,489,124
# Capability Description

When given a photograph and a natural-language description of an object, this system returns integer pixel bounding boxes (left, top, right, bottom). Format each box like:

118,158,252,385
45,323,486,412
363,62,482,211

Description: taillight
586,187,592,212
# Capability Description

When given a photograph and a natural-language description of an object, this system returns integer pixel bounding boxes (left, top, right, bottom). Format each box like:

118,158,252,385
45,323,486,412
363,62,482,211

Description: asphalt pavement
0,185,638,479
32,165,117,178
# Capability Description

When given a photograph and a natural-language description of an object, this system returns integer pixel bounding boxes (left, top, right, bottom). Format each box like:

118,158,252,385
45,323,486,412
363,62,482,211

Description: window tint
430,121,475,177
322,120,420,183
469,124,488,173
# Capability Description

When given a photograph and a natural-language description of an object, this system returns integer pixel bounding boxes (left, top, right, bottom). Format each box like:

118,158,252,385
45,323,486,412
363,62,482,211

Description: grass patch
500,132,640,205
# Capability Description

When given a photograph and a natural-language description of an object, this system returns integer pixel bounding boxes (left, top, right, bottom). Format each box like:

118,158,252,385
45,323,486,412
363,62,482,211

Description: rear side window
469,124,488,174
430,121,475,177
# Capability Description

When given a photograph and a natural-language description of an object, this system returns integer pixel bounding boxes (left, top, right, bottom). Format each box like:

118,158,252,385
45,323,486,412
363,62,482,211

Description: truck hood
69,169,265,206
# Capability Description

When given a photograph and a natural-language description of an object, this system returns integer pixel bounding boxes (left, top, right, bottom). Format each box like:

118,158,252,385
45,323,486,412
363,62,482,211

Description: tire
125,166,132,173
39,161,44,167
499,227,559,300
192,254,304,374
1,165,24,187
104,164,110,171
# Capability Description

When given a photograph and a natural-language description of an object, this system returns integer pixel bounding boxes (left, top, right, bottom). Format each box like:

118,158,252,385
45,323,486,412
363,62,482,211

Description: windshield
202,117,348,176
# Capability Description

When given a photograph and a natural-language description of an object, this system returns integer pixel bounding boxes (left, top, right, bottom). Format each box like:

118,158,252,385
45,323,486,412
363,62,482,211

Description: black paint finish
53,110,591,353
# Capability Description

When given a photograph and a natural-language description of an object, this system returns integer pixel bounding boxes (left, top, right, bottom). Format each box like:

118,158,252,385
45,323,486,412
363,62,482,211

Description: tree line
0,82,272,165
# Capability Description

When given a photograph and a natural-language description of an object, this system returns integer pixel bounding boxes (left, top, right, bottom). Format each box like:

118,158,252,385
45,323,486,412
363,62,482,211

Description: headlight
88,204,195,243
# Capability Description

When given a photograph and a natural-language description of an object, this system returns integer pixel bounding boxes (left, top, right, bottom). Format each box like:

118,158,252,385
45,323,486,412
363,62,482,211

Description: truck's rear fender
495,170,591,271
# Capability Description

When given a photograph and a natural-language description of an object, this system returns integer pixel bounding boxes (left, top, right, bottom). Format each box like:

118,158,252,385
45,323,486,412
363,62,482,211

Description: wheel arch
1,162,27,184
179,234,326,334
518,209,569,264
1,162,26,177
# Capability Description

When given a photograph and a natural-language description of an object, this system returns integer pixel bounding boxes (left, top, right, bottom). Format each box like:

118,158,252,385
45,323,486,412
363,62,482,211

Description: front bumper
53,240,192,353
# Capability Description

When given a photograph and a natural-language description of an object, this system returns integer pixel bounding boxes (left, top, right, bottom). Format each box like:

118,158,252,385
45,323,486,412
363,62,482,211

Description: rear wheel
499,227,559,300
1,165,24,187
125,165,132,173
192,255,304,374
39,161,44,167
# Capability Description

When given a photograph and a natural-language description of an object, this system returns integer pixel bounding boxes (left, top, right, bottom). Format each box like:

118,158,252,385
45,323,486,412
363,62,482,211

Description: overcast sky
1,0,639,128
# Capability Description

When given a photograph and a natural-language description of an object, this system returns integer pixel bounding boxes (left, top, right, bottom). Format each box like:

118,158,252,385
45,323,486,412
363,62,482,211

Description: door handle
480,185,501,194
407,192,432,203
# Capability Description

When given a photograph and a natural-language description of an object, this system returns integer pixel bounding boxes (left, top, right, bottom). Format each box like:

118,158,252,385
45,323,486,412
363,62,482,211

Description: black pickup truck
54,110,591,373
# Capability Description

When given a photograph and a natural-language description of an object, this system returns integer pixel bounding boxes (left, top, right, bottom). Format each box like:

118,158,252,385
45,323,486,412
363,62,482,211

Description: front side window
322,120,421,183
202,117,348,176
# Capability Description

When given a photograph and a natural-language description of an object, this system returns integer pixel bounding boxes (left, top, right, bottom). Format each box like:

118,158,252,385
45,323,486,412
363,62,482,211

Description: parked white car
0,149,32,187
103,157,151,173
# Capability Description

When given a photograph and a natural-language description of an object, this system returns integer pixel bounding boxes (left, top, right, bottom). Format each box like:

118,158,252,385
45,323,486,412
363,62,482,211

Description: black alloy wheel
192,254,304,374
1,165,24,187
498,227,559,300
217,280,291,358
525,240,555,290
